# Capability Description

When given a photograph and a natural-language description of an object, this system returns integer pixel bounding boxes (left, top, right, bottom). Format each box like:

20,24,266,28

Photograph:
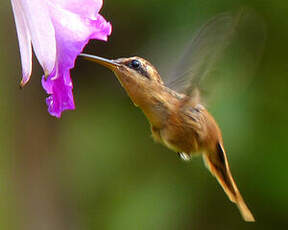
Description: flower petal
41,2,112,117
42,71,75,118
48,0,103,18
11,0,32,86
90,14,112,41
20,0,56,76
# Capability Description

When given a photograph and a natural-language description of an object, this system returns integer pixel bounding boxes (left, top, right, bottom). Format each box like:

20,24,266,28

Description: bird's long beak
79,53,120,70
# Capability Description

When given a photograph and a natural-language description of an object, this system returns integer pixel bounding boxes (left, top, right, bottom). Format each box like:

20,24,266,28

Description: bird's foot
178,152,192,161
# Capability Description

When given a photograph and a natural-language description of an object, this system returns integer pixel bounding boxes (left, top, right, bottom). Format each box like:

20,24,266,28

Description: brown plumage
79,6,266,222
80,53,255,221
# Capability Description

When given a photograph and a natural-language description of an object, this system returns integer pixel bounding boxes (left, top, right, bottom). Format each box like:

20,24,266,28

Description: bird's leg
178,152,192,161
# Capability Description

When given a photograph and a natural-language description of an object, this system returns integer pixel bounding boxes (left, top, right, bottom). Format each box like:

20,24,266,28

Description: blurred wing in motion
166,8,266,103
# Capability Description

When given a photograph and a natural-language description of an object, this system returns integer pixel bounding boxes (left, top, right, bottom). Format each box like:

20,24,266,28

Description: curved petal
48,0,103,18
90,14,112,41
42,71,75,118
42,3,112,117
20,0,56,75
11,0,32,87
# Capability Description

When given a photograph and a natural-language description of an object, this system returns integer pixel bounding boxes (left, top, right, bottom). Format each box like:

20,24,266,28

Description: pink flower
11,0,112,117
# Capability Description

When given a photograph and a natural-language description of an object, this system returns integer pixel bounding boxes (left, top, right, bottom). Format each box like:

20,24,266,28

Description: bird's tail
202,143,255,222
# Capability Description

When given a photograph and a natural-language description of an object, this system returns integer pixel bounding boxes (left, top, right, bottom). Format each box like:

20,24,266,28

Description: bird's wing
165,8,266,104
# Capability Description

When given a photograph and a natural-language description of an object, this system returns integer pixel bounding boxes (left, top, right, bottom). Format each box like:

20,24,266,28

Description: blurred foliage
0,0,288,229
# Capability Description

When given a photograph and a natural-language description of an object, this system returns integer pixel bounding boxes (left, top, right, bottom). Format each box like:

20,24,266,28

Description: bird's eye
131,60,141,69
127,59,150,79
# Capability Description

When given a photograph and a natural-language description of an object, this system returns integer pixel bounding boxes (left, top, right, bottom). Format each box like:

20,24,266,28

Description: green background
0,0,287,229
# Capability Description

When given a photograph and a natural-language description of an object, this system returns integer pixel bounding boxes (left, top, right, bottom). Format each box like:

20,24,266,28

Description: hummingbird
80,10,264,222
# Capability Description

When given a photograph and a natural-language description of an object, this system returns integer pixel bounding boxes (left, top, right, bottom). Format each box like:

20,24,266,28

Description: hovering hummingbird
80,10,265,222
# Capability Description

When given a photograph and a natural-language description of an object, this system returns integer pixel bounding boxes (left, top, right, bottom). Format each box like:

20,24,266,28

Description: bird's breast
151,113,201,154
